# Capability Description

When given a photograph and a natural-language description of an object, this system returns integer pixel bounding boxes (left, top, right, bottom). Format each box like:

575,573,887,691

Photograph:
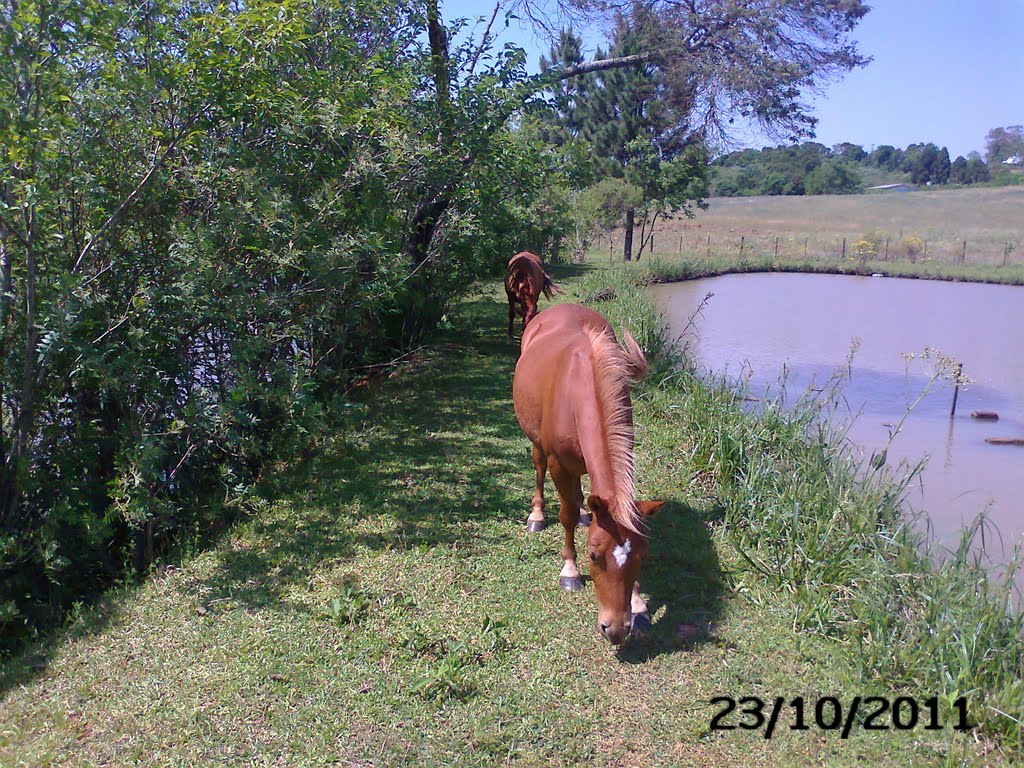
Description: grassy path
0,267,1015,766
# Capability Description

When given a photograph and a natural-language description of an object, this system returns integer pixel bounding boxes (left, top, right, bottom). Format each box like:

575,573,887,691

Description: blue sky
443,0,1024,159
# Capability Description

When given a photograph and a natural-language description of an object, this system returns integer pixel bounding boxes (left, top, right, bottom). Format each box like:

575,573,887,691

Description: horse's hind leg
522,296,538,333
525,444,547,532
550,463,584,591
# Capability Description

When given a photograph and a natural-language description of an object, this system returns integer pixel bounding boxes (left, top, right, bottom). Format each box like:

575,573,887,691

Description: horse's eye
589,551,599,562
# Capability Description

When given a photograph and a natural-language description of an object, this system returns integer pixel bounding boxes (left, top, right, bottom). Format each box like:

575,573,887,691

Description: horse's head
585,496,665,645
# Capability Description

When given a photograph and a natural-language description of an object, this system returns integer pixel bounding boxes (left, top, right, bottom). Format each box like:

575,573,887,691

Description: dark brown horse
504,251,561,338
512,303,663,645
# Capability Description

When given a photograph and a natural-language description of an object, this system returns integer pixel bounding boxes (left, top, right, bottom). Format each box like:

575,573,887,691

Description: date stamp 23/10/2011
709,696,974,740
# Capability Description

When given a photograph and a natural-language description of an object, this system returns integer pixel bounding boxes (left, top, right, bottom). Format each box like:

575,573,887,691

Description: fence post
884,238,889,261
841,238,846,260
678,236,682,256
950,363,963,418
739,236,745,257
961,240,966,264
774,236,779,258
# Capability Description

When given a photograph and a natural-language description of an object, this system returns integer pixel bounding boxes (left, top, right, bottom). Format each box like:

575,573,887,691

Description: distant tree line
711,140,998,196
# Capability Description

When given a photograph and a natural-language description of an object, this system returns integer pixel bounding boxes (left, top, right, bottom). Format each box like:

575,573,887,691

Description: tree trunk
426,0,450,111
623,208,635,261
399,0,453,347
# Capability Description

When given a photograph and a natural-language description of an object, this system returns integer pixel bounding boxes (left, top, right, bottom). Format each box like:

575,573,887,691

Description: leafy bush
0,0,558,653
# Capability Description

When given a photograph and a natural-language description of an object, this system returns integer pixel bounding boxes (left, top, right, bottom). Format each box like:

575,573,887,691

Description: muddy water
653,272,1024,577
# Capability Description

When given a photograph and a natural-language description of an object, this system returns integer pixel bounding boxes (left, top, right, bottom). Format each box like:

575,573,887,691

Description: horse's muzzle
599,620,630,645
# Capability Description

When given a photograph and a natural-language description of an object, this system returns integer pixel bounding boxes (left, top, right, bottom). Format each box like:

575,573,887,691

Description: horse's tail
620,328,649,383
541,272,562,300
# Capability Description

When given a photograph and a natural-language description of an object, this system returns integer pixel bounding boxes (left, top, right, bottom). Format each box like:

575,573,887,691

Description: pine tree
541,11,692,261
537,29,589,146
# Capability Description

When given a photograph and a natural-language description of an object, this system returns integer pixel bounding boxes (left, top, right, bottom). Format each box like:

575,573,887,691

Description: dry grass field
633,186,1024,267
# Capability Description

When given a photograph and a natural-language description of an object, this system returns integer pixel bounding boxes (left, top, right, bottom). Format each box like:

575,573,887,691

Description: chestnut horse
512,303,664,645
505,251,561,338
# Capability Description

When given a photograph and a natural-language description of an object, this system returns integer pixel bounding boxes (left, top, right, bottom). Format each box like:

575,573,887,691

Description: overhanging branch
554,53,651,81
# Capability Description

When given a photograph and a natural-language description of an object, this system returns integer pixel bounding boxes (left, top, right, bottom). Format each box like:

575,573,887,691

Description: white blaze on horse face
612,538,632,568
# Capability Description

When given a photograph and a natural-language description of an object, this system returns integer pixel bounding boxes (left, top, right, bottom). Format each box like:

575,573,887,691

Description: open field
630,186,1024,270
1,263,1021,767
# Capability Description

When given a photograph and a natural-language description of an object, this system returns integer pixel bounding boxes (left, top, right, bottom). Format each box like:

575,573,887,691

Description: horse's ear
637,500,665,518
587,494,611,515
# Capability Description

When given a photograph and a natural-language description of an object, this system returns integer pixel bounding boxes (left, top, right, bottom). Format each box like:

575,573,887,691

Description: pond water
653,272,1024,582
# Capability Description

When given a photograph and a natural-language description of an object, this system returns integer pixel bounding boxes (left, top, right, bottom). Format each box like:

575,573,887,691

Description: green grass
1,263,1021,766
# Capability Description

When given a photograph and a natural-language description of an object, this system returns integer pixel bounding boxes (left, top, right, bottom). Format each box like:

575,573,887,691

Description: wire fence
602,229,1022,268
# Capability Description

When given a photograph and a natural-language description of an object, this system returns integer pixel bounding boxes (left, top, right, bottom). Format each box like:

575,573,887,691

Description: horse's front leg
525,444,547,532
551,465,584,591
630,582,652,633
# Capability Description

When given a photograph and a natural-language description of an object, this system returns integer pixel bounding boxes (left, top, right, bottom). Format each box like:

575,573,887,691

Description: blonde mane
586,326,646,534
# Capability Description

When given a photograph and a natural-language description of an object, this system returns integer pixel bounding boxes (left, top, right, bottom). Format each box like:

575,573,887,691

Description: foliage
0,0,559,652
803,158,864,195
538,18,706,261
712,140,998,196
985,125,1024,164
535,0,872,257
577,178,643,236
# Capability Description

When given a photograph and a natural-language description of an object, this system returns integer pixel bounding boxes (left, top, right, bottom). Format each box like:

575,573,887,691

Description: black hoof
631,612,652,634
577,513,591,528
558,576,584,592
526,519,546,533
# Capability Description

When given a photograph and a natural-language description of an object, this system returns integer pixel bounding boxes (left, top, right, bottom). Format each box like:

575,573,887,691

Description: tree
1,0,447,644
984,125,1024,164
625,137,709,257
803,159,862,194
537,28,590,148
966,154,990,183
867,145,904,172
537,1,869,257
933,146,952,184
601,0,871,145
833,142,867,162
578,177,644,251
949,156,969,184
761,172,793,196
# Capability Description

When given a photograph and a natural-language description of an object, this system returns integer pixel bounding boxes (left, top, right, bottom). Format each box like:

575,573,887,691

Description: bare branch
0,212,29,251
552,52,651,80
71,145,174,274
466,4,502,77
